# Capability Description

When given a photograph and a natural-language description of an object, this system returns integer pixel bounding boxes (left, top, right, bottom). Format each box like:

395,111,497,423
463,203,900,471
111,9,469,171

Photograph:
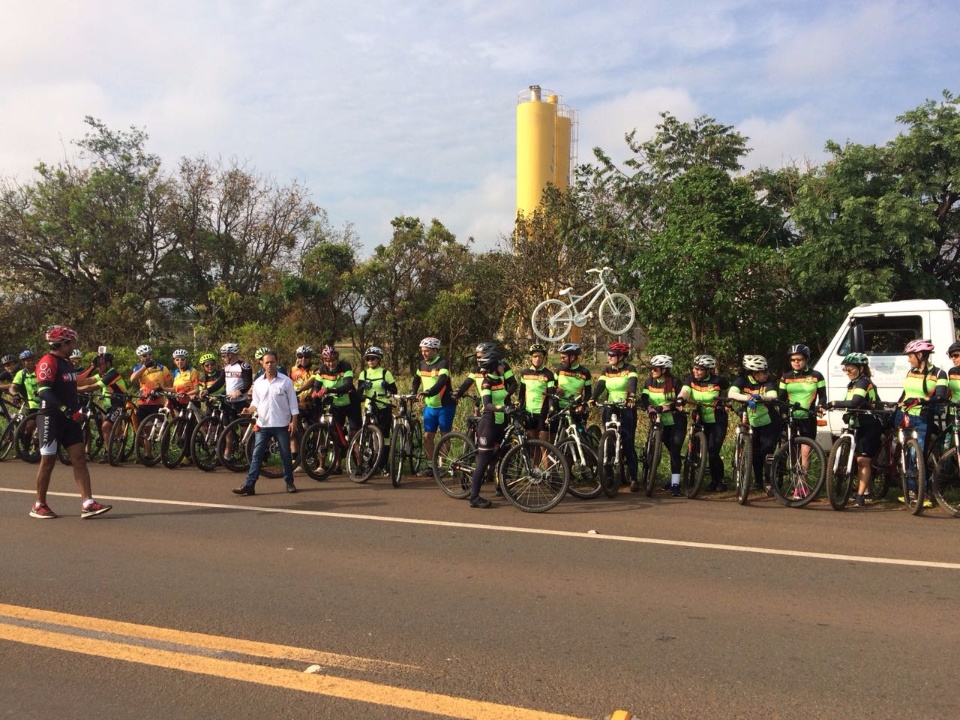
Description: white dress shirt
249,372,299,428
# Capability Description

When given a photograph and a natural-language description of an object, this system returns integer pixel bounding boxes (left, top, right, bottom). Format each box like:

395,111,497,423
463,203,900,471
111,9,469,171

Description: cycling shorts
38,411,84,456
422,405,455,434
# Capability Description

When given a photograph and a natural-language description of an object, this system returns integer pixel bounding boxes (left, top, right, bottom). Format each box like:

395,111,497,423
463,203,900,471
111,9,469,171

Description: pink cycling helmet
903,339,934,354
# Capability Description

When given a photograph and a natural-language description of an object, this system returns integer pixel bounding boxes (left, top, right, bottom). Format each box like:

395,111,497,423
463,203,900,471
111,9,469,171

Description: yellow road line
0,607,585,720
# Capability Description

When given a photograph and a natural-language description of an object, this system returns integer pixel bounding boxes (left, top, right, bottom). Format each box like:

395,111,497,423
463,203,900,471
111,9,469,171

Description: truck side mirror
850,323,865,352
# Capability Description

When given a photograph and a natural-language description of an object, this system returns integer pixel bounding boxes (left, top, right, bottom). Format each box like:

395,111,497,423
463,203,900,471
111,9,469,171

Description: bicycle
825,405,894,511
0,396,24,460
766,401,826,509
189,395,229,472
387,394,424,487
640,406,665,497
135,392,181,467
104,394,139,466
57,392,108,465
345,397,389,483
159,396,206,469
871,401,928,515
677,399,712,499
300,394,350,481
548,401,602,499
14,406,41,464
596,401,631,498
530,267,636,342
932,401,960,517
731,404,755,505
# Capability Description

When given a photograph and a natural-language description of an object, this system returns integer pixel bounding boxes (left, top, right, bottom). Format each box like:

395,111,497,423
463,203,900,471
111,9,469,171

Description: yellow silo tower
516,85,578,218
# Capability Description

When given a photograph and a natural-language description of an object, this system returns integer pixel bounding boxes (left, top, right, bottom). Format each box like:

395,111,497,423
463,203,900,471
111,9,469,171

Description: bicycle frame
555,268,614,322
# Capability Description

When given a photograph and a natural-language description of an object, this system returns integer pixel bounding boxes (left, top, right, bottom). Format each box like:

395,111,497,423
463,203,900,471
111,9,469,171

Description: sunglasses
951,352,960,358
790,357,805,363
296,354,311,358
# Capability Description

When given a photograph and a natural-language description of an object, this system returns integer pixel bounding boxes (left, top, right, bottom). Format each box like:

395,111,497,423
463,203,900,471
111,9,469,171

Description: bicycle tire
559,438,602,499
932,446,960,517
769,437,825,508
218,416,253,473
643,426,662,497
160,418,190,469
190,416,222,472
597,429,620,497
531,299,574,342
826,435,854,511
682,431,707,499
300,422,339,481
585,423,603,449
106,415,134,466
409,419,425,474
901,437,926,515
0,420,14,460
347,424,383,483
389,424,406,487
15,412,40,463
735,433,753,505
498,439,570,513
871,442,894,500
432,432,476,499
134,413,165,467
598,292,636,335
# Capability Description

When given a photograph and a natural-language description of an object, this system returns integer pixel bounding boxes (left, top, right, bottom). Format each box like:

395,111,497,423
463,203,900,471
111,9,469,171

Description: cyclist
453,342,517,401
517,342,556,446
823,353,881,508
308,344,360,473
467,348,513,509
590,342,639,490
777,343,827,443
678,354,730,492
130,344,173,428
0,354,17,393
554,342,592,415
411,336,455,477
895,339,948,505
947,341,960,403
95,351,128,451
10,350,39,411
728,355,780,492
290,344,316,425
171,349,201,400
640,354,686,496
357,345,397,470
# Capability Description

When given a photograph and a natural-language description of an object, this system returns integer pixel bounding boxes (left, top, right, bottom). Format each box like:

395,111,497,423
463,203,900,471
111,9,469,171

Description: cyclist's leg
468,415,498,507
665,415,685,493
619,408,638,484
855,420,881,502
753,423,778,489
421,406,440,474
705,416,727,490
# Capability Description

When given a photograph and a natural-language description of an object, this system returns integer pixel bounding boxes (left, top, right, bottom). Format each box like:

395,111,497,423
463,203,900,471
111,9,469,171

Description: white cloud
738,110,828,171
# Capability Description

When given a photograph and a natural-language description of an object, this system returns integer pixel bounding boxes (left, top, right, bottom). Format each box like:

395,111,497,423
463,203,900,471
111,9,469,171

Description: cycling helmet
693,354,716,370
70,349,83,360
254,346,273,360
529,342,547,355
649,354,673,369
948,341,960,355
841,352,869,366
419,336,441,350
742,355,769,372
608,342,630,357
198,353,216,365
295,344,313,356
172,348,189,359
903,339,934,354
788,344,810,359
557,342,581,355
1,355,14,364
475,342,497,354
321,345,339,360
19,350,35,360
476,350,501,372
219,342,239,355
364,346,384,359
136,344,153,356
45,325,78,345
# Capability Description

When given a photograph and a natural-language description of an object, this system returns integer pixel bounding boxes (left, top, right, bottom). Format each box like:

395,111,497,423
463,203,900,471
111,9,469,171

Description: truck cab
813,299,957,445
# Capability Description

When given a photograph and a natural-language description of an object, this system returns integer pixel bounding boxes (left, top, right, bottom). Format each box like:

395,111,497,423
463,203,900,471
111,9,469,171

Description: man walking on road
30,325,112,519
232,350,299,496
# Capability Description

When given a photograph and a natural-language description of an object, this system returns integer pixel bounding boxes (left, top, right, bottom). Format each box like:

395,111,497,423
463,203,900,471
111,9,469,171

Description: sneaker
417,466,434,477
863,492,875,504
285,484,298,494
80,501,112,519
923,495,934,509
469,496,492,509
897,491,918,505
791,486,810,501
629,480,640,493
854,494,866,508
232,485,256,496
29,503,58,519
660,482,671,492
670,484,681,497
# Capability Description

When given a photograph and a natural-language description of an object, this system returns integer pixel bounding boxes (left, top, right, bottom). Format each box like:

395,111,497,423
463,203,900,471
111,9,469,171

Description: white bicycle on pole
531,267,636,342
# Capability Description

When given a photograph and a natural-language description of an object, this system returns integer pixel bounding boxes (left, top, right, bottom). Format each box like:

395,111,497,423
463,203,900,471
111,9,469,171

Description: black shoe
660,482,671,492
469,496,493,508
670,485,681,497
232,485,256,496
286,484,297,494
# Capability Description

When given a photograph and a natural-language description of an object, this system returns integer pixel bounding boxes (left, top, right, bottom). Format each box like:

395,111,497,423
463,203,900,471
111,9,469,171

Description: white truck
813,299,957,446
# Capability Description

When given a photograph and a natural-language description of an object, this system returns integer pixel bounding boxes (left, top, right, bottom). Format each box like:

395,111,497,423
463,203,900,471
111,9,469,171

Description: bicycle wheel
408,419,425,474
134,413,165,467
735,433,753,505
0,420,14,460
106,416,134,466
769,437,825,508
826,435,854,511
586,423,603,449
559,438,602,499
597,429,620,497
190,416,222,472
498,439,570,512
15,412,40,463
300,422,339,481
389,424,407,487
531,299,573,342
871,442,894,500
643,427,663,497
901,437,926,515
598,292,636,335
432,432,476,499
160,418,190,469
347,424,383,483
57,422,93,465
933,446,960,517
218,416,253,473
682,431,707,499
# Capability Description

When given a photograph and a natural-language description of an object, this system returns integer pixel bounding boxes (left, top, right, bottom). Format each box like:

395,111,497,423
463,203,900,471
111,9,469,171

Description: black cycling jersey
36,353,80,413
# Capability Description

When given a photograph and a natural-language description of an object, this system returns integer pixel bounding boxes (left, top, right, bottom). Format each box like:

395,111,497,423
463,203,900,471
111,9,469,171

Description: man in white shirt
232,350,299,496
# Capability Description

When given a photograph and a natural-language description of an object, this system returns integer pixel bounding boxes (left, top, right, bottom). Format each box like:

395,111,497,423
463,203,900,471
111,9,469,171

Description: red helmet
904,339,934,354
321,345,339,360
608,342,630,357
45,325,78,344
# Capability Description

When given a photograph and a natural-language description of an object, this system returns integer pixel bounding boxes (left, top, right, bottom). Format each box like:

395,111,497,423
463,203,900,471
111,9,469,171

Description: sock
671,473,680,486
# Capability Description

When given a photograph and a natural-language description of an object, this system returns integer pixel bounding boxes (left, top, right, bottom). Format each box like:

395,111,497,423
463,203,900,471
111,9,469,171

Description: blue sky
2,0,957,256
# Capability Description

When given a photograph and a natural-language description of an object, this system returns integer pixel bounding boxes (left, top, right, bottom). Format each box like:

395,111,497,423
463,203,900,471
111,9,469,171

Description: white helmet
219,342,239,355
172,348,189,359
693,354,716,370
649,354,673,369
742,355,769,372
136,344,153,356
70,349,83,360
295,345,313,356
419,337,441,350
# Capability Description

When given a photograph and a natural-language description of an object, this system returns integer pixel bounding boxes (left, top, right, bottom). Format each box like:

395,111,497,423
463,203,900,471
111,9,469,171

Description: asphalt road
1,459,958,720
